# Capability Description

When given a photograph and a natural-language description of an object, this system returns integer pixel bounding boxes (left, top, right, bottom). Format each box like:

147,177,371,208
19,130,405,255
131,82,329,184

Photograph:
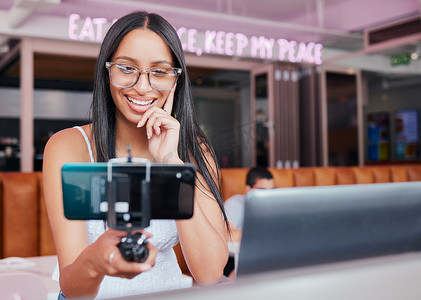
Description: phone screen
62,163,196,222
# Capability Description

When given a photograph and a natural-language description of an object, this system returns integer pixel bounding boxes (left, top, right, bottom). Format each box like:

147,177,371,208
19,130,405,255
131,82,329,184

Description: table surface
0,254,194,299
0,255,60,299
5,251,421,300
126,251,421,300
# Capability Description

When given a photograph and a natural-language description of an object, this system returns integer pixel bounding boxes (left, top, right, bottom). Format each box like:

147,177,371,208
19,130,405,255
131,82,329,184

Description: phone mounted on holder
62,144,196,263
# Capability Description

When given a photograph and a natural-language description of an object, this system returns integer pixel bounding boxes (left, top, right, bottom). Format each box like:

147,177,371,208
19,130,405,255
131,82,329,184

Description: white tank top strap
74,126,95,163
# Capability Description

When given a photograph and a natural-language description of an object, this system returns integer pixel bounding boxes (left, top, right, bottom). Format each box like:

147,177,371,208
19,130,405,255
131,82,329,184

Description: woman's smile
125,94,157,114
126,95,155,106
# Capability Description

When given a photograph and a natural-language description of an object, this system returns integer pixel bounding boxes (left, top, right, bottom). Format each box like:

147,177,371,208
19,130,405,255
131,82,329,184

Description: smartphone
61,162,196,224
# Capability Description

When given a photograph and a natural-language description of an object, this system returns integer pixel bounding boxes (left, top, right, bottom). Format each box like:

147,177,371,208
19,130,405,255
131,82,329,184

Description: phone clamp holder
107,147,151,263
117,232,149,263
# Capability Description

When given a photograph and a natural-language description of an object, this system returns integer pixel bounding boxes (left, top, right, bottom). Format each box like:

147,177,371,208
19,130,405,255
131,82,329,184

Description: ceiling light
411,45,421,60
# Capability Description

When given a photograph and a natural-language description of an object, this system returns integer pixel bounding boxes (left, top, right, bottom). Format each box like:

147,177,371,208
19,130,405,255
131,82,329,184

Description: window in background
364,72,421,163
367,112,390,162
326,72,358,166
189,67,251,168
254,73,269,167
395,109,419,160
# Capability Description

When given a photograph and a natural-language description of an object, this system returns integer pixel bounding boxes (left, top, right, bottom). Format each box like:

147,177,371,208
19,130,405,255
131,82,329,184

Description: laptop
236,181,421,277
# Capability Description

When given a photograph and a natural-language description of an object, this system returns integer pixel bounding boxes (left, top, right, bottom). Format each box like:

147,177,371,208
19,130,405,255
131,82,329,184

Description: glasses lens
149,67,178,91
110,64,138,88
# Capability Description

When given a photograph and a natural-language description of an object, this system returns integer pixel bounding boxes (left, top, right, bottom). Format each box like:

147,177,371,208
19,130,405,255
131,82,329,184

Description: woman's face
109,28,175,125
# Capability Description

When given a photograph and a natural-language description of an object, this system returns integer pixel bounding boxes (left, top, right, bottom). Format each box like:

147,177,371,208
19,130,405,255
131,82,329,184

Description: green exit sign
391,53,411,66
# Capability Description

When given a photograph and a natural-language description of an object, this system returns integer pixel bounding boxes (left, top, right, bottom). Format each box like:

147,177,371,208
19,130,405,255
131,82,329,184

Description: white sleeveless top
52,126,191,299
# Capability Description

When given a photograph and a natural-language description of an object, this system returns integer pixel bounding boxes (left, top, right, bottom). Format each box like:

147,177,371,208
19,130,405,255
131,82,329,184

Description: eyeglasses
105,62,182,91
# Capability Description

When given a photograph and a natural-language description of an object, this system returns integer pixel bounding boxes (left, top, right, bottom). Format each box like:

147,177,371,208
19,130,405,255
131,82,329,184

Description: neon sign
68,14,117,42
68,14,323,64
177,28,323,64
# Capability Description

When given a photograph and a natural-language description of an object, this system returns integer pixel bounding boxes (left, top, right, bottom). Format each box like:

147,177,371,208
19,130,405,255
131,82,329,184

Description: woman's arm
176,152,229,285
43,128,156,298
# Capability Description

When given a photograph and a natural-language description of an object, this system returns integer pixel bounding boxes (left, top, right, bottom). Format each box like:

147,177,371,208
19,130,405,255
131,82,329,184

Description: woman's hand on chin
136,86,182,163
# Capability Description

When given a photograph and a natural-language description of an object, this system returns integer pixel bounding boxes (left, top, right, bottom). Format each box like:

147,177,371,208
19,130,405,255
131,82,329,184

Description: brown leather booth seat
2,165,421,278
0,172,54,258
220,165,421,201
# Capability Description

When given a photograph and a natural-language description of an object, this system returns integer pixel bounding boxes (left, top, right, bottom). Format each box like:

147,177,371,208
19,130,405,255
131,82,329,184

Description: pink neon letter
260,37,275,59
215,31,225,54
304,42,314,63
225,32,234,56
288,40,297,62
92,18,107,42
235,33,248,56
205,30,216,53
295,42,307,63
250,36,259,57
277,39,290,61
314,43,323,64
68,14,80,40
78,17,95,41
176,27,187,50
187,29,198,53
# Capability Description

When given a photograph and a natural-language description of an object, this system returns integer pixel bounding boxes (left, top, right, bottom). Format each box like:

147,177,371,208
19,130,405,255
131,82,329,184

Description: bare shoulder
44,124,94,165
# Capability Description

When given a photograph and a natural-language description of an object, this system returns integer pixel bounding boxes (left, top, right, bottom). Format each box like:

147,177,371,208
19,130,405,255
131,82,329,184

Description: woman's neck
115,118,150,159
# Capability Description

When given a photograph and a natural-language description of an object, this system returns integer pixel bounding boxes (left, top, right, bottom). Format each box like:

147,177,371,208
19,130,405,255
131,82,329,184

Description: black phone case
61,162,196,221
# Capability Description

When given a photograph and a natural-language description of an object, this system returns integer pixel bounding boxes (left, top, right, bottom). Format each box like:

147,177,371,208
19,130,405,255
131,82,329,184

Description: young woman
43,11,229,299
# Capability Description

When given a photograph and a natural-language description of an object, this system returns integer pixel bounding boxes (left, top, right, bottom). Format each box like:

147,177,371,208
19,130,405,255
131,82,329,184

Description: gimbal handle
106,148,151,231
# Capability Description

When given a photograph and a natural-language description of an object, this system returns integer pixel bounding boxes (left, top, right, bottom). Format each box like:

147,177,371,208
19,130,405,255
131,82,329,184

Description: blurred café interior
2,0,421,298
0,0,420,172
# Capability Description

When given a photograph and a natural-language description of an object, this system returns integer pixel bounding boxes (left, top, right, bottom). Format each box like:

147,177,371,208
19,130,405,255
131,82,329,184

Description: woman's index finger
163,85,176,115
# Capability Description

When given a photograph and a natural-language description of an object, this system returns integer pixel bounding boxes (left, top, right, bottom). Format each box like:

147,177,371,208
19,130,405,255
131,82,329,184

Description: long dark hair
91,11,228,227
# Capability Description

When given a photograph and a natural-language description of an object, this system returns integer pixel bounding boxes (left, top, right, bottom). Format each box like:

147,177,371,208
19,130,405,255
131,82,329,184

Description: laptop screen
237,181,421,277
